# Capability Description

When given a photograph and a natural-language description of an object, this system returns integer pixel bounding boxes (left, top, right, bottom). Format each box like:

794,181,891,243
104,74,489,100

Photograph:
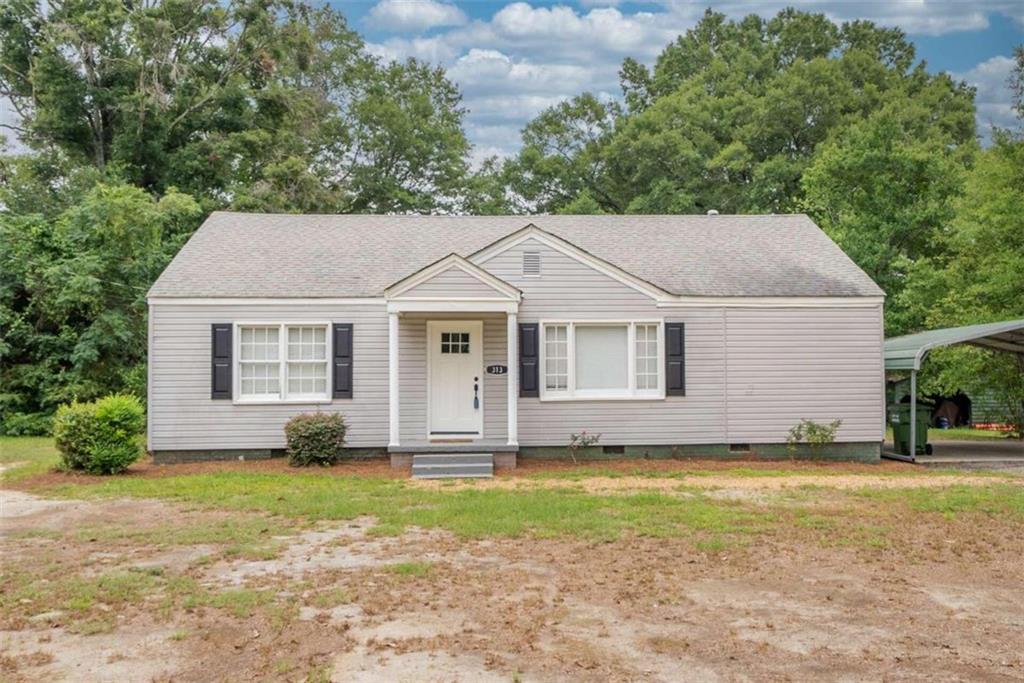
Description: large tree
0,182,202,430
0,0,471,212
506,9,976,217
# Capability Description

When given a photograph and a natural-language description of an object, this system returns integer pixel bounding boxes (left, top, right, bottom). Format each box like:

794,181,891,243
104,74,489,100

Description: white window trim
539,320,665,401
233,321,333,405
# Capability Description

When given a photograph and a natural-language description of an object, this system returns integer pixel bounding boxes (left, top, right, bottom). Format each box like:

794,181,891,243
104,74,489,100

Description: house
146,213,886,466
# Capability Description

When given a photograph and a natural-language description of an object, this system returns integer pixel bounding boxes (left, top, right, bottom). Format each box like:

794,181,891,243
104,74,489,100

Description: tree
801,96,973,332
899,133,1024,435
503,93,622,213
0,182,202,430
0,0,473,213
507,9,976,216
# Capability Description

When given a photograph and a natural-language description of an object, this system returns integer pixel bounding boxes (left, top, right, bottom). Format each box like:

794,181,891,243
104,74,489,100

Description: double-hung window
237,323,330,402
540,321,663,400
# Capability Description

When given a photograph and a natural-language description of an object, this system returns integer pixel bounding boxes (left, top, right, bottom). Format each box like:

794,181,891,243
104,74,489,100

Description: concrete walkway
885,439,1024,471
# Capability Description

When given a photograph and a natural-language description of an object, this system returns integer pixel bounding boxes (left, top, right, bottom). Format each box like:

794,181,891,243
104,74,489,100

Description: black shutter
665,322,685,396
332,323,353,399
519,323,538,397
211,324,232,400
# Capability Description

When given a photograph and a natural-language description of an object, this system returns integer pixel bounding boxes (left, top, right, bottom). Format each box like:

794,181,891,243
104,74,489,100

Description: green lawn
3,436,1022,544
0,435,59,464
0,435,60,480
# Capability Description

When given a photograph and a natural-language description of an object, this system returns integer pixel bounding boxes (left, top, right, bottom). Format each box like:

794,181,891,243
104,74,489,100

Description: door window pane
441,332,469,354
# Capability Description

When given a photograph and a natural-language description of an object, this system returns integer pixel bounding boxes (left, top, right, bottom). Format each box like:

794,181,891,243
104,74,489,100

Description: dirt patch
3,475,1024,681
1,619,183,682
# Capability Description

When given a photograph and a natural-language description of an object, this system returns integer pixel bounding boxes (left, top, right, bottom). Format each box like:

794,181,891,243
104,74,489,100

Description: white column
388,312,400,448
507,312,519,446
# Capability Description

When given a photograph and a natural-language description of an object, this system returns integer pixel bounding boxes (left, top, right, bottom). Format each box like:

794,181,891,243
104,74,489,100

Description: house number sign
486,365,508,375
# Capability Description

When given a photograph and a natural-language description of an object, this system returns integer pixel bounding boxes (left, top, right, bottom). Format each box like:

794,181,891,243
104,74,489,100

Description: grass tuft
387,561,433,577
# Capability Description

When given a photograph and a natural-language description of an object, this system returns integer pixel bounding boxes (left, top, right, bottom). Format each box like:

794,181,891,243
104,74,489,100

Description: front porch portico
384,254,522,451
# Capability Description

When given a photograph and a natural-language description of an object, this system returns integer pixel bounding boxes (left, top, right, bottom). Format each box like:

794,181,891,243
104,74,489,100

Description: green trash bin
889,403,932,456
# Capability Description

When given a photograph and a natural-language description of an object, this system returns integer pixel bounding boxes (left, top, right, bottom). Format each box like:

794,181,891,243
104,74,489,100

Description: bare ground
2,468,1023,682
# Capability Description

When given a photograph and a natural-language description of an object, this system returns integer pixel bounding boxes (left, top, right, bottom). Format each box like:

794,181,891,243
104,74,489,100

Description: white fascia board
656,296,885,308
148,297,386,306
470,225,668,302
386,253,521,301
387,299,519,314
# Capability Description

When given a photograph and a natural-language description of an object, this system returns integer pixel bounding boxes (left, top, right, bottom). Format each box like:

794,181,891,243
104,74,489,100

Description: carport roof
884,319,1024,371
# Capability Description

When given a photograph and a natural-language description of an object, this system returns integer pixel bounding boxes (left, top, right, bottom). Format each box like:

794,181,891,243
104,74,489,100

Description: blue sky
332,0,1022,164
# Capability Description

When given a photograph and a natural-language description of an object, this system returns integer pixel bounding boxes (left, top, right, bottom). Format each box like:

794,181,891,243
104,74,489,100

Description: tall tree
800,95,972,329
0,0,472,212
506,9,976,217
0,182,202,429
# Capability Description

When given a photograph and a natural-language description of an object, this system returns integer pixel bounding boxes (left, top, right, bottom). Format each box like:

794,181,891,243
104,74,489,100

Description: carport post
909,370,917,461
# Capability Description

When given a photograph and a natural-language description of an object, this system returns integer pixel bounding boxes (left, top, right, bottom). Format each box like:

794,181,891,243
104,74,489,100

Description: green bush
53,401,99,470
284,413,346,467
53,395,145,474
1,411,53,436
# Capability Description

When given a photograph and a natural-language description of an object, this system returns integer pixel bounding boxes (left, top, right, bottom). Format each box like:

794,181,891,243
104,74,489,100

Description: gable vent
522,251,541,277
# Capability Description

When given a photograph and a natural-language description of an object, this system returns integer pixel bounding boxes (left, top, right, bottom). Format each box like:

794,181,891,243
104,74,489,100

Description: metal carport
884,319,1024,460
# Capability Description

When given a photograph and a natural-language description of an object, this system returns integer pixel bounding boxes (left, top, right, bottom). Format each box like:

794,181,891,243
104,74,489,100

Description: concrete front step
411,453,494,479
413,453,493,466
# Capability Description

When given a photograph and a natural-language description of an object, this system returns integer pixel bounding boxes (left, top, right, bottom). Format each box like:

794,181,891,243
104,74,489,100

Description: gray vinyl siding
148,303,389,450
723,306,884,443
149,241,883,452
402,267,505,298
398,315,508,443
481,237,656,315
482,238,728,446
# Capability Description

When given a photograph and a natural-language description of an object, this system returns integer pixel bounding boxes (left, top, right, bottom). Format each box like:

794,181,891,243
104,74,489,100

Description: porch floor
388,440,518,454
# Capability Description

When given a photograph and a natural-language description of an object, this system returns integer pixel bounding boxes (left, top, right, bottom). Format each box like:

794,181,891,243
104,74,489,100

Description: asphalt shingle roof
148,212,884,298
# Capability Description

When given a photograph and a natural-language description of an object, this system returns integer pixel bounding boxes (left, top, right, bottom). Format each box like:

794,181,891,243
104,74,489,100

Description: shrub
567,430,601,464
53,401,99,470
786,419,842,458
1,411,54,436
53,395,145,474
285,413,346,467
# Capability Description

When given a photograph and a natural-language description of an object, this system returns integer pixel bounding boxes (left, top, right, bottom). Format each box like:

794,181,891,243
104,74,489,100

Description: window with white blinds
540,321,663,400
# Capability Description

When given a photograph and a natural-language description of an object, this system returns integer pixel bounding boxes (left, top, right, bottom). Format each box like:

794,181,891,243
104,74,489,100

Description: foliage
567,430,601,464
0,0,473,213
786,419,842,457
0,182,202,423
284,413,347,467
506,9,975,220
53,401,99,471
1,411,52,436
801,99,970,331
900,127,1024,437
53,394,145,474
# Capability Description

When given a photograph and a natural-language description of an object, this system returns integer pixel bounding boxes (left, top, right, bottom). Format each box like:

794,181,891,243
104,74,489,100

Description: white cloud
367,0,467,32
371,0,1022,160
953,55,1019,137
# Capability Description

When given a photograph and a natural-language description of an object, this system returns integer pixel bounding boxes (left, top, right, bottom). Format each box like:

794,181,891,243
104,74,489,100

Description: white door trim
426,320,484,440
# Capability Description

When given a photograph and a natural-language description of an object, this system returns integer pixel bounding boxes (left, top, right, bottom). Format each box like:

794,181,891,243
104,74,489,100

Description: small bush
285,413,346,467
1,411,54,436
567,430,601,464
53,401,99,470
786,418,842,458
53,395,145,474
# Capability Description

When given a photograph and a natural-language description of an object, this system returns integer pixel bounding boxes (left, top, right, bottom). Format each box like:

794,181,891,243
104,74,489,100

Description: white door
428,321,483,437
